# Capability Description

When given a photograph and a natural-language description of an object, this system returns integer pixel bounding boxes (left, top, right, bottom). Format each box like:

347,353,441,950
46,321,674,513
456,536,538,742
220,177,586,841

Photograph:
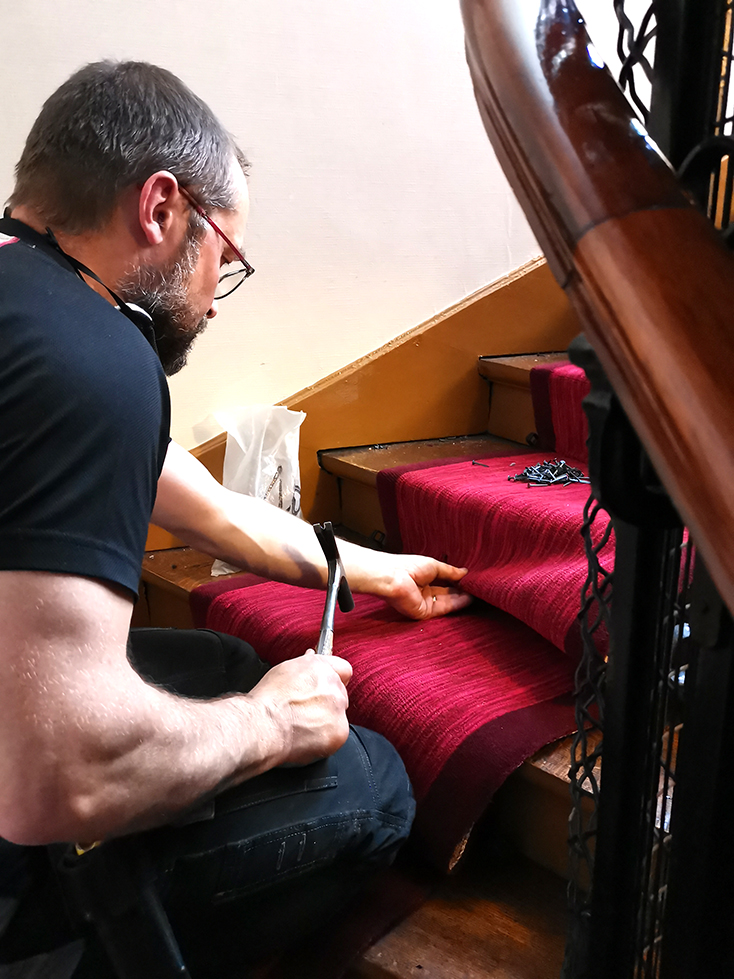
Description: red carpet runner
530,360,590,459
203,582,577,870
378,450,613,659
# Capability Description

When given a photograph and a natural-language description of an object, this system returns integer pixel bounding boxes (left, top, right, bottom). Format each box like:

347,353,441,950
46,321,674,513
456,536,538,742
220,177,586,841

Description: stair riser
340,480,386,539
487,381,536,444
495,767,593,888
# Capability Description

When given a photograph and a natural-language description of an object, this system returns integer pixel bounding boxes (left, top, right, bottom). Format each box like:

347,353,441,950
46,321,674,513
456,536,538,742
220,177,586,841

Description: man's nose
206,299,219,319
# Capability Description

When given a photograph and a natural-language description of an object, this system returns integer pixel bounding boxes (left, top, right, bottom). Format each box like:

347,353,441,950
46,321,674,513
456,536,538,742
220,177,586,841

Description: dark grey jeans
96,628,414,975
0,628,415,978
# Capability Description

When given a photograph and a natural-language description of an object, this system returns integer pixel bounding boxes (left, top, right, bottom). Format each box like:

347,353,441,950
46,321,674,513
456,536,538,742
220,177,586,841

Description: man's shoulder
0,238,170,598
0,235,116,312
0,238,160,375
0,231,70,273
0,235,168,472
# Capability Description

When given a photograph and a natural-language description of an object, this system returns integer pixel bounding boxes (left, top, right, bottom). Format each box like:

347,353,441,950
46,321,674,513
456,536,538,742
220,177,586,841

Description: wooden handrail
461,0,734,615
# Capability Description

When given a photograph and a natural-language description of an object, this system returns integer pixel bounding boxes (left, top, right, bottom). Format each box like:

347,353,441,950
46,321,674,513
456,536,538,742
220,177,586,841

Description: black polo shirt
0,218,170,597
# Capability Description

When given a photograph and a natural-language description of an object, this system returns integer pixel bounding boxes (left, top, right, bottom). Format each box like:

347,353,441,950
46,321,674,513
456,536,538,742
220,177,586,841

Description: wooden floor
0,849,569,979
347,846,568,979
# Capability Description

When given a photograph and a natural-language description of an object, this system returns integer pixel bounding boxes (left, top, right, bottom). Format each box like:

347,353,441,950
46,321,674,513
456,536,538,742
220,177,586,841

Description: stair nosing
319,434,526,486
478,351,568,387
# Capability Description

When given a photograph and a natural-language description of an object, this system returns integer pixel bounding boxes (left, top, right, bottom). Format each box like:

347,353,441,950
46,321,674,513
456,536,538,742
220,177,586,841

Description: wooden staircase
316,352,567,541
318,433,520,544
348,850,569,979
137,351,583,979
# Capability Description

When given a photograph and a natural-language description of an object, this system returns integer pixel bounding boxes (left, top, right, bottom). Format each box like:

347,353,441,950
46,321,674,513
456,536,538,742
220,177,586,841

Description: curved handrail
461,0,734,614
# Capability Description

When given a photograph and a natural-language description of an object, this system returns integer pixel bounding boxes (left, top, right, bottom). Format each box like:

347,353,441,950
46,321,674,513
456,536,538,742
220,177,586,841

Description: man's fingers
431,561,469,582
435,590,473,613
428,588,473,617
302,648,352,685
329,655,353,686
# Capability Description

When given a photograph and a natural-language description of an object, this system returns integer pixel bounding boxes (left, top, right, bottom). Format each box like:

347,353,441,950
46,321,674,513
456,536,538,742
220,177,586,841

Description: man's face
117,168,250,376
184,166,250,326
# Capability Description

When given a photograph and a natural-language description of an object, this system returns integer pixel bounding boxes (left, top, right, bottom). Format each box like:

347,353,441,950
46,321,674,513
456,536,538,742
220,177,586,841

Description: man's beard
117,229,208,376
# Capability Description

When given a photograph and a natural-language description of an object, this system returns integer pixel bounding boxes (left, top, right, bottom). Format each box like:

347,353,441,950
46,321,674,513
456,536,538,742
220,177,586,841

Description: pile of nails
507,459,591,488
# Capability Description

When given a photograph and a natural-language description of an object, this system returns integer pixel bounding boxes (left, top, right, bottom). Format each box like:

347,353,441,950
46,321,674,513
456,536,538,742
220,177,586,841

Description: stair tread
319,434,524,486
141,546,222,594
348,851,568,979
478,351,568,386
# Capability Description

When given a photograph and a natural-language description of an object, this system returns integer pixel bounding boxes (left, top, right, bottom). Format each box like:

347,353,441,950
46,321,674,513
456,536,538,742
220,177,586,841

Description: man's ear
137,171,185,246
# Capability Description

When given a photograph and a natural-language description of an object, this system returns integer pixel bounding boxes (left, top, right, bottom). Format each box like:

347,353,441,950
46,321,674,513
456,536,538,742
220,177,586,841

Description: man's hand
377,554,472,620
247,651,352,767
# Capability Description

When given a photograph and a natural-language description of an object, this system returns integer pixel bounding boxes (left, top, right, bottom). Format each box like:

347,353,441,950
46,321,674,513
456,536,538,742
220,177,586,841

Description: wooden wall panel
287,258,579,521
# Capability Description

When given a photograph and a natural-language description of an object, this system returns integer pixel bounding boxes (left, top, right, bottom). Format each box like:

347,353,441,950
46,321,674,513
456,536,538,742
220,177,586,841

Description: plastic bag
210,404,306,576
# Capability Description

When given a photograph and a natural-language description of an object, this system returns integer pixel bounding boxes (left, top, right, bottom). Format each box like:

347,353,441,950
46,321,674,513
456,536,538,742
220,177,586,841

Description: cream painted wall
1,1,639,448
0,0,544,446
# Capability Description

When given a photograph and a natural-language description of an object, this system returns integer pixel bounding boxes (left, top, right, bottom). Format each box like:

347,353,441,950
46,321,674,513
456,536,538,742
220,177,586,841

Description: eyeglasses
178,184,255,299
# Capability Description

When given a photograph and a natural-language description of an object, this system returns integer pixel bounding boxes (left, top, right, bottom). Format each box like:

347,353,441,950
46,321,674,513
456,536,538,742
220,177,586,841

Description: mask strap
44,228,159,353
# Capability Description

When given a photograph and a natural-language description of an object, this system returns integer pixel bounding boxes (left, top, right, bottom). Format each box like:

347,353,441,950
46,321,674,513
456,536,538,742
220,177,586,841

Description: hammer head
314,522,355,612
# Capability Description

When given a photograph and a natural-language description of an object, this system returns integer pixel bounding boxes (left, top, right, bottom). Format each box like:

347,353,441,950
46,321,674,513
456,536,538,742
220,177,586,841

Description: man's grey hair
9,60,248,234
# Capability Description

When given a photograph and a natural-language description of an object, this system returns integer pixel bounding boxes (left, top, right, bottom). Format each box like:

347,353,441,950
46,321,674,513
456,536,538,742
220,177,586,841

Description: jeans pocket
214,758,338,818
211,812,356,904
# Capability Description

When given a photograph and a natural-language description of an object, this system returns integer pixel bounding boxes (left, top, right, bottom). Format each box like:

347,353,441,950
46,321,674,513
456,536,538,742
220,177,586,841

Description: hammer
313,522,354,654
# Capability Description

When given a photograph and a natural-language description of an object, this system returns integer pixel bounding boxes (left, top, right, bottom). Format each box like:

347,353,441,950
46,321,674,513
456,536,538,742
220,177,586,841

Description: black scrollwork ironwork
613,1,657,122
562,492,611,979
610,1,734,241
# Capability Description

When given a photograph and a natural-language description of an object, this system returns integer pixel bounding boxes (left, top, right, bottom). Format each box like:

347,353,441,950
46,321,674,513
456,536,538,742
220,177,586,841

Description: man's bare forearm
151,442,470,617
151,442,387,593
0,570,350,846
2,654,281,844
